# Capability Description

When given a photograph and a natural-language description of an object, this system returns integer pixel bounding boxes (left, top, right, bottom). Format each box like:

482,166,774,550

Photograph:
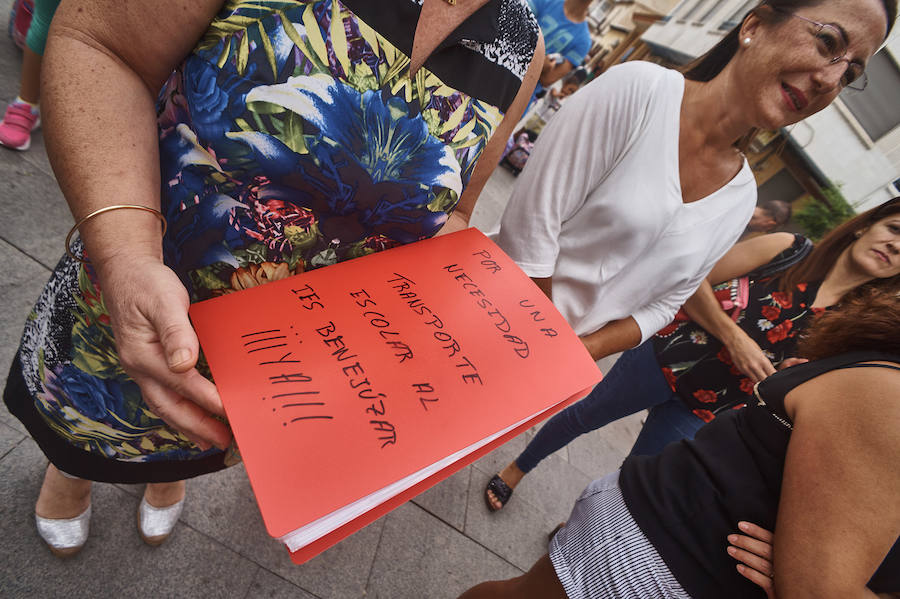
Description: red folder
190,228,601,563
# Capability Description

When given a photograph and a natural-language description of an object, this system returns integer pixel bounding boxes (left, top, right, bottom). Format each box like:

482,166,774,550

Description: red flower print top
651,235,826,422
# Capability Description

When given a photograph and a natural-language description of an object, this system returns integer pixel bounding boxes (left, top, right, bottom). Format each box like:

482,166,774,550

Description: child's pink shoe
0,102,40,151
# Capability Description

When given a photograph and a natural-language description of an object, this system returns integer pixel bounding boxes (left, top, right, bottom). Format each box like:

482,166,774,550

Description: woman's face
849,214,900,279
736,0,887,130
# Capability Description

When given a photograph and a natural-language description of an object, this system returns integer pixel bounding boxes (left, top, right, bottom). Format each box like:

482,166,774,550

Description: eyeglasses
775,10,868,91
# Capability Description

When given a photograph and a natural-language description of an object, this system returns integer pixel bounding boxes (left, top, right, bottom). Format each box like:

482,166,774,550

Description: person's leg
144,480,186,507
35,463,92,519
628,396,706,456
17,45,41,104
0,0,60,150
34,463,93,556
24,0,61,58
457,554,567,599
487,341,674,509
20,0,61,102
139,480,187,545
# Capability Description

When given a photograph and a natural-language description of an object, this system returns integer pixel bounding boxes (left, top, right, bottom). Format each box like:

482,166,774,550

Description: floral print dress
651,235,826,424
5,0,539,481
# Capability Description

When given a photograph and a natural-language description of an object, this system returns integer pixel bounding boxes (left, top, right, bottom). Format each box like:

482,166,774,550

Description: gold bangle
65,204,167,264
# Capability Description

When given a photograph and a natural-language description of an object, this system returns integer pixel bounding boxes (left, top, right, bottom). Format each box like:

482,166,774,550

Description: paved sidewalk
0,10,642,597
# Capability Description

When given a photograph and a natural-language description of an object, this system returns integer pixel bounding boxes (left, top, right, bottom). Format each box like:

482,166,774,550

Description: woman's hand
724,330,777,383
778,357,809,370
727,521,777,599
98,254,232,451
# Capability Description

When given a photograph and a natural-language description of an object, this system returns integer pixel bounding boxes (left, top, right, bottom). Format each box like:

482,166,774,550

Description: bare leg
486,460,526,510
18,46,42,105
144,479,186,507
458,554,567,599
35,463,92,518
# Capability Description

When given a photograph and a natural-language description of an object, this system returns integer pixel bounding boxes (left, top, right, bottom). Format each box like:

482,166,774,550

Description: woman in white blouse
486,0,894,511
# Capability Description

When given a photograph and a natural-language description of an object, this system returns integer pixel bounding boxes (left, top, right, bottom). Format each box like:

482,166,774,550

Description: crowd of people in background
2,0,899,598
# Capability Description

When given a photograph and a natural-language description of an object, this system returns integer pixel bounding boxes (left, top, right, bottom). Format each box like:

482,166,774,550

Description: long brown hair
775,196,900,294
682,0,898,83
797,286,900,359
681,0,898,151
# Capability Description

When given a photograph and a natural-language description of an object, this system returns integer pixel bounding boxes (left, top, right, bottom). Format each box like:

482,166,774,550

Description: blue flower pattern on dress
20,0,520,463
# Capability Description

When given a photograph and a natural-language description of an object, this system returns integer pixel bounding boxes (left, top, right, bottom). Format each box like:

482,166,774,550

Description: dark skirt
3,353,229,483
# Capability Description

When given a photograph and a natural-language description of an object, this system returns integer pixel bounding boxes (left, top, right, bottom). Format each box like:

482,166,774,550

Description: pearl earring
743,37,751,46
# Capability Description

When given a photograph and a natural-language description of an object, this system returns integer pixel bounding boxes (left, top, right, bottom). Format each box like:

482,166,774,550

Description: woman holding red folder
461,286,900,599
3,0,543,556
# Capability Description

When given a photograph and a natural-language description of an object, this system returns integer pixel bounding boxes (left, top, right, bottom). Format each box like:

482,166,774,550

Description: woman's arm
532,273,638,361
706,232,796,285
681,233,798,382
775,366,900,598
682,281,776,381
539,56,574,87
438,34,544,234
43,0,232,449
579,317,642,361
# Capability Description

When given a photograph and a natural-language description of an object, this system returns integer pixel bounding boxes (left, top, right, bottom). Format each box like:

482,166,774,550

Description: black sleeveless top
619,352,900,599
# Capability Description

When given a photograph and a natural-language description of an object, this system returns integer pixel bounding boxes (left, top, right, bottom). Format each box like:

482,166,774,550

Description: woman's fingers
747,355,777,382
735,562,776,598
729,336,777,382
779,357,809,370
137,376,232,450
102,259,229,447
727,522,777,597
738,521,775,543
727,540,773,571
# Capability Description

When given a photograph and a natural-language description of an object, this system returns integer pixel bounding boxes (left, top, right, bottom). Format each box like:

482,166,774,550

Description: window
676,0,706,22
590,0,611,20
694,0,725,25
758,169,805,205
841,51,900,141
719,0,756,30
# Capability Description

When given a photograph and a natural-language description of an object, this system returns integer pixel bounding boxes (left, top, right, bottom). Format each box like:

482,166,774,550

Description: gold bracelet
65,204,167,264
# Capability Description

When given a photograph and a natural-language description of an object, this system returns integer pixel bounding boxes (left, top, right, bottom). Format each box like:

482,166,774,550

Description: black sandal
484,474,513,511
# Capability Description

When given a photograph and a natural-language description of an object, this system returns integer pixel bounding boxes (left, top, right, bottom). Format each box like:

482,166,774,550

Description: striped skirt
549,471,692,599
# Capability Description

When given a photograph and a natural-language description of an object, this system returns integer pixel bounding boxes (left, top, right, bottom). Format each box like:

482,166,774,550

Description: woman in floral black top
486,197,900,511
652,235,825,422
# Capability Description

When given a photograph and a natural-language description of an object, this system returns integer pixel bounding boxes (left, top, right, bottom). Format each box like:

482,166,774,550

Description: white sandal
35,505,91,558
137,496,185,546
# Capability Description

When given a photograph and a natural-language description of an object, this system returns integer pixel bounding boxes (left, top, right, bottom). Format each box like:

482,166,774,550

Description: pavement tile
0,238,52,434
494,450,591,526
15,126,54,176
0,419,25,460
244,567,317,599
0,41,19,91
0,155,71,270
177,460,383,599
366,501,521,599
410,464,471,532
465,467,549,571
285,515,384,599
470,167,517,235
566,413,643,480
0,439,259,599
470,428,527,479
